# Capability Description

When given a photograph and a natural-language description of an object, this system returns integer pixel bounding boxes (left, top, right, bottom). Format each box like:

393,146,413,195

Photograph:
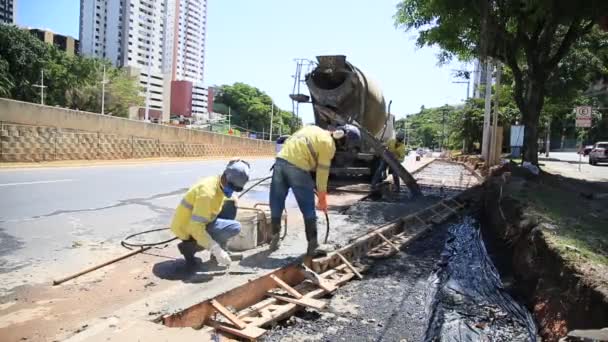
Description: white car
589,142,608,165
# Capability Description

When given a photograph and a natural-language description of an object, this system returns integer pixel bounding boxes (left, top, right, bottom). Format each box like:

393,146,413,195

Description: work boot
177,240,202,265
269,218,282,251
304,218,333,257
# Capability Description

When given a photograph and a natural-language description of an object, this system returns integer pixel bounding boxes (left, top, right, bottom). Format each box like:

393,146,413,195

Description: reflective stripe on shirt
180,199,193,210
191,215,209,223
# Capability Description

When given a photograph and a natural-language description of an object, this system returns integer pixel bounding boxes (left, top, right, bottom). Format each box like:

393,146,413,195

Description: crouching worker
372,130,407,192
170,160,251,266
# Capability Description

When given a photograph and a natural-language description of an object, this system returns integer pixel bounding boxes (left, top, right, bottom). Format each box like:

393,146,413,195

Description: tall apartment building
80,0,169,120
0,0,16,24
79,0,208,122
164,0,208,118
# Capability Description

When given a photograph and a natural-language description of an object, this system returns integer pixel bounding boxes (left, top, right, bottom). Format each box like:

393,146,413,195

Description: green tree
0,24,142,117
0,24,49,102
395,0,608,164
105,68,144,117
214,82,300,138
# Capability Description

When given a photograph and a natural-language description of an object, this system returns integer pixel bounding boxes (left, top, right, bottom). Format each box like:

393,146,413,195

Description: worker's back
278,125,335,172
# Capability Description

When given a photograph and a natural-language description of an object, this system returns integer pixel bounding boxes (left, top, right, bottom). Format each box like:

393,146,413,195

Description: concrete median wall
0,98,274,162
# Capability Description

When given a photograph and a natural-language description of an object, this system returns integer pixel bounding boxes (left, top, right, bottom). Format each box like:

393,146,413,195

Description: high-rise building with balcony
0,0,16,24
79,0,208,121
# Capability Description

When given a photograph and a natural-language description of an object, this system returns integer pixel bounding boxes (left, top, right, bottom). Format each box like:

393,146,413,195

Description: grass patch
512,178,608,266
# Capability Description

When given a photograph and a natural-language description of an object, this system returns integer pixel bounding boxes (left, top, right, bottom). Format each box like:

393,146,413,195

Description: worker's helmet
396,130,405,142
333,124,361,142
223,159,251,192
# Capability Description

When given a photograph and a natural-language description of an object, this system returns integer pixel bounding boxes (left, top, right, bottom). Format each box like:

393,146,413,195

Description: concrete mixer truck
300,55,421,195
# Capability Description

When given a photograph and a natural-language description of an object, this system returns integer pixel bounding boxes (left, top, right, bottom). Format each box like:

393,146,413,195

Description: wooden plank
213,321,267,340
210,299,247,330
268,294,327,311
302,265,337,293
335,252,363,279
440,201,458,214
376,232,400,252
269,274,302,299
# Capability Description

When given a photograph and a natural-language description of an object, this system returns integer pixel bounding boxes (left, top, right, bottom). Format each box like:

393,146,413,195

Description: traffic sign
575,106,592,127
576,106,592,118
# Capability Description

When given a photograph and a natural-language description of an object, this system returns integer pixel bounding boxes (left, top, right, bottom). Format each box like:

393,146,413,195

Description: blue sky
18,0,470,124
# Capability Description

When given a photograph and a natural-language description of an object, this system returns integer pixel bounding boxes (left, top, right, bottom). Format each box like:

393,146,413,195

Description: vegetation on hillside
213,82,302,138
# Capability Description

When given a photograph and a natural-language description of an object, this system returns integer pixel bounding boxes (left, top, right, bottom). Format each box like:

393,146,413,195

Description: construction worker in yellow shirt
268,124,361,256
372,130,407,192
170,160,251,267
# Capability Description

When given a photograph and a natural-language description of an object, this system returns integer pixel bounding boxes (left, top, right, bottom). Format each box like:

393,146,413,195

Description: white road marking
159,170,193,175
0,179,75,187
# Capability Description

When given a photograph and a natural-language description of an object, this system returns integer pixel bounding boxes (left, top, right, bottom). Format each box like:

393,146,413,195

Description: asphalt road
0,158,275,295
539,152,608,183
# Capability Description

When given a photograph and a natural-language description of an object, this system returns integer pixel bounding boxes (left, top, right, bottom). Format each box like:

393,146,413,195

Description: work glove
316,191,328,213
209,241,231,267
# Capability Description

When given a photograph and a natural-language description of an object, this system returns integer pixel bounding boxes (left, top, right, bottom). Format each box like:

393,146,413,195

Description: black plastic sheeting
424,217,537,341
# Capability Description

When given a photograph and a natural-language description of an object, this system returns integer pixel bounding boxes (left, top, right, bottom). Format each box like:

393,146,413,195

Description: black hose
121,227,176,249
120,176,274,249
238,175,272,199
323,211,330,244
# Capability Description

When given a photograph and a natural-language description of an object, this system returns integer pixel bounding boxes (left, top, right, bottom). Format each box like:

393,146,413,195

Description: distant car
580,145,594,156
589,142,608,165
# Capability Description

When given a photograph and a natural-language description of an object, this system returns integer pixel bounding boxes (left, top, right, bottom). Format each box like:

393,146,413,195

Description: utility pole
441,106,448,151
228,106,231,131
269,102,274,141
489,63,502,165
545,116,551,158
101,65,108,115
481,60,494,161
33,70,47,105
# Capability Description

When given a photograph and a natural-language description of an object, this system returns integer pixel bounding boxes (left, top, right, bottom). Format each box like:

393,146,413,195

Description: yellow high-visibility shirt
170,175,226,248
278,125,336,192
387,138,407,162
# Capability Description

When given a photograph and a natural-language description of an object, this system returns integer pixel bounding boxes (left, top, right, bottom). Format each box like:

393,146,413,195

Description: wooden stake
212,321,266,340
269,274,302,299
268,294,327,310
376,232,400,252
336,252,363,279
210,299,247,330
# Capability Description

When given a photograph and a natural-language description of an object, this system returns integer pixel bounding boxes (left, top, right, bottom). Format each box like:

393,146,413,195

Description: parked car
589,142,608,165
579,145,595,156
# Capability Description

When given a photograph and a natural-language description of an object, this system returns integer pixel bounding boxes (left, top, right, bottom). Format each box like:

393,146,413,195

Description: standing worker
268,124,361,256
372,130,407,192
170,160,251,266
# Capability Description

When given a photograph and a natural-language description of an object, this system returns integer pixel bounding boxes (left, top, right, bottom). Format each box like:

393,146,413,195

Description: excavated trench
263,163,540,341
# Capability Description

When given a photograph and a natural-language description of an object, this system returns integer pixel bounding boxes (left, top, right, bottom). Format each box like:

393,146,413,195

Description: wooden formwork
159,196,467,340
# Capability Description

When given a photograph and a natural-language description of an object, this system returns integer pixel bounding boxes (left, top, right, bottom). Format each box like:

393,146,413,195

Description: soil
480,165,608,341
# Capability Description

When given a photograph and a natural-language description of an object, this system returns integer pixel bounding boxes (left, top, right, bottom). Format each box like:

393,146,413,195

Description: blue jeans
206,200,240,246
372,160,400,188
206,218,241,247
270,158,316,221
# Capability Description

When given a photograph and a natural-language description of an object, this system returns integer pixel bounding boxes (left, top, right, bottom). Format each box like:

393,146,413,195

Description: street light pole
33,70,47,105
269,102,274,141
101,64,108,115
